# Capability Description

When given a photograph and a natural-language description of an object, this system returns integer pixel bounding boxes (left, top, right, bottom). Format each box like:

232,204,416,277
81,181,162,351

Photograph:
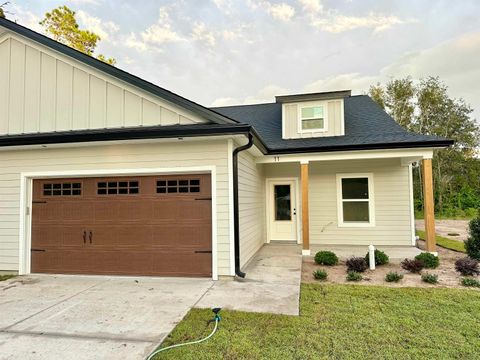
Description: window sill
337,222,376,228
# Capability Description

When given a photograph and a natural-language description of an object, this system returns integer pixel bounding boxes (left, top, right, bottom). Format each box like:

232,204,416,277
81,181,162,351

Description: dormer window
299,104,326,132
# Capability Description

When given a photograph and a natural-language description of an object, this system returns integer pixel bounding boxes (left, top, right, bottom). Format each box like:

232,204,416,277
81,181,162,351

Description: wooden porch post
422,158,436,252
301,161,310,255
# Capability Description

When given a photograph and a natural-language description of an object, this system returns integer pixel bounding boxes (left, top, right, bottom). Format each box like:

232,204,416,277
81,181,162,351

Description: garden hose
146,308,222,360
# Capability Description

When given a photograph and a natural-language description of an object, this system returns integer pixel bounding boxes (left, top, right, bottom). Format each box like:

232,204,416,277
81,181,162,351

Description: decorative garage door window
156,179,200,193
97,181,139,195
43,182,82,196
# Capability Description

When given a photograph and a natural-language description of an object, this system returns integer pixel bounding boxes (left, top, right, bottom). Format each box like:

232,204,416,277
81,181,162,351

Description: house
0,18,452,280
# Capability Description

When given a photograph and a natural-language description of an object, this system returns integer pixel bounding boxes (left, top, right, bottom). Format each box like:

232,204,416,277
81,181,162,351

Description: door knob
83,231,86,244
293,208,297,215
89,231,93,244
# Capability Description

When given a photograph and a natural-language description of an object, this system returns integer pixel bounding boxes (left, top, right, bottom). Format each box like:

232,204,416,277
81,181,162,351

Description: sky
5,0,480,119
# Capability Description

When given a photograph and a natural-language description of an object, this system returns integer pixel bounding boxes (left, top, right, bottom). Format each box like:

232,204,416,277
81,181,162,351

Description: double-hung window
337,174,375,227
299,104,326,132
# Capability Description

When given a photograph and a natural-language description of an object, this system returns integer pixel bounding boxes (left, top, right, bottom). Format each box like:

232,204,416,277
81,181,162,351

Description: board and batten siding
238,150,266,267
0,140,232,275
0,31,206,135
264,158,412,246
282,99,344,139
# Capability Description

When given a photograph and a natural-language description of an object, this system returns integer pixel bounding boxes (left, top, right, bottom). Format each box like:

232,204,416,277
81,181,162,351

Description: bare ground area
303,240,479,289
416,219,469,242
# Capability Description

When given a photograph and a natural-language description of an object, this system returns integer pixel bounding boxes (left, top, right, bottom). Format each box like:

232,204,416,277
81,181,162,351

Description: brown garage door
31,174,212,277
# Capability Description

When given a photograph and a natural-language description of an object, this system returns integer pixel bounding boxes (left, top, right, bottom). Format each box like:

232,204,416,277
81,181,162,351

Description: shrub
346,257,368,273
365,249,389,266
313,270,328,281
385,271,404,283
461,277,480,288
346,271,362,282
421,273,438,284
415,253,440,269
401,258,425,273
454,257,480,276
314,251,339,266
465,217,480,260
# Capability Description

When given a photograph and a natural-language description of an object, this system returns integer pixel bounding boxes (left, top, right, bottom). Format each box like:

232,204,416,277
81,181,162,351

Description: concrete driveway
0,275,213,360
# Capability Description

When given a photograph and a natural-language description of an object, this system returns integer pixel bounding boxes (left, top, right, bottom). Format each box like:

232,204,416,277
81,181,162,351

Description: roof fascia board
256,147,443,164
0,18,237,125
276,90,351,103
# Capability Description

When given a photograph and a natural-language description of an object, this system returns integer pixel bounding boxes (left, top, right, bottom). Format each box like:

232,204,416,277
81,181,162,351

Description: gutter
232,132,254,278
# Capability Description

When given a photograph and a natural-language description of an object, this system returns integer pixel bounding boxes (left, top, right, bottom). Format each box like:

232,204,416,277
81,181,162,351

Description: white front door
267,180,297,241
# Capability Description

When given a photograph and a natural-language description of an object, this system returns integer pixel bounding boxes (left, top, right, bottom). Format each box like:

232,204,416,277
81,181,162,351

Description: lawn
0,274,15,282
416,230,466,253
153,284,480,359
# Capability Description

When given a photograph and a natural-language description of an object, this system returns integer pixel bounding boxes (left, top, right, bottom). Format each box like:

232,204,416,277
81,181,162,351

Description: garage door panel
32,225,86,247
31,174,212,277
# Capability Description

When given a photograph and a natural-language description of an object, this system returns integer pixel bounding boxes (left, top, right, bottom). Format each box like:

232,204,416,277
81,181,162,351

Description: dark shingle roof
212,95,453,154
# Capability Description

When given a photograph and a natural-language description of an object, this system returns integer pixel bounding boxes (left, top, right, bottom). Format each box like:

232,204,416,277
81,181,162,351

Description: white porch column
300,160,310,256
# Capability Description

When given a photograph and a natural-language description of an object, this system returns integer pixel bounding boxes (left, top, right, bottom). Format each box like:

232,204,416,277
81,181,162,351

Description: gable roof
0,17,237,125
212,95,454,154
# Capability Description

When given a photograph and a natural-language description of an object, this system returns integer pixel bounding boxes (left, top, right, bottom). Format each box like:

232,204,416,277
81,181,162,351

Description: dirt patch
303,242,479,289
416,219,469,242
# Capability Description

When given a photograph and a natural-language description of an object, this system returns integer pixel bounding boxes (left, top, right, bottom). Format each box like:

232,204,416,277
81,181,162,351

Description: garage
30,174,212,277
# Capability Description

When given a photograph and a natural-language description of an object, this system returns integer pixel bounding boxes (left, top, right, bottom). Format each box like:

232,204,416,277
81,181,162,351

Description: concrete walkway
196,244,302,316
0,276,213,360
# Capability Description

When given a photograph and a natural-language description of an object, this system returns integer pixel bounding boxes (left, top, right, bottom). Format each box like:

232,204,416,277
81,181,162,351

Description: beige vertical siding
264,159,412,246
238,150,266,267
0,140,232,275
0,31,207,135
282,99,344,139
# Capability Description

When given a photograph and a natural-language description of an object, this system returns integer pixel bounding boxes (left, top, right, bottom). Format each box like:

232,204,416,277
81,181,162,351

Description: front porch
258,147,438,255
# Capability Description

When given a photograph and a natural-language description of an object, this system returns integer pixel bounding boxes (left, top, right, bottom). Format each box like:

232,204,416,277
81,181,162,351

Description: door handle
89,231,93,244
293,208,297,215
83,230,87,244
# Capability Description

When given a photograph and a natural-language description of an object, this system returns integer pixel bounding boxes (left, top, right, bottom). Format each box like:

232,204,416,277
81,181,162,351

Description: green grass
416,230,466,253
0,274,15,281
153,284,480,359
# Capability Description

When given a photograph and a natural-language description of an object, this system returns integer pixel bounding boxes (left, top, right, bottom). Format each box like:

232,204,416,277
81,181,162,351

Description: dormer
276,90,350,139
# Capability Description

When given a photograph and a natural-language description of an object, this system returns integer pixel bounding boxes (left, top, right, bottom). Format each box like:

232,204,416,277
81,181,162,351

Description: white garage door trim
19,165,218,280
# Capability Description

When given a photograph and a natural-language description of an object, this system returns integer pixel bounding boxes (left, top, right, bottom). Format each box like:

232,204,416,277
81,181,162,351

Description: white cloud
211,84,288,106
247,1,295,22
69,0,102,5
268,3,295,22
126,7,184,52
191,22,216,47
298,0,323,13
211,0,233,14
311,13,415,33
9,4,43,33
76,10,119,40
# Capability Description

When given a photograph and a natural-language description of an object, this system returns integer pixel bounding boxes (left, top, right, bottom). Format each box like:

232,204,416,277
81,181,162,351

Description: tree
0,2,9,18
369,77,480,216
39,6,115,65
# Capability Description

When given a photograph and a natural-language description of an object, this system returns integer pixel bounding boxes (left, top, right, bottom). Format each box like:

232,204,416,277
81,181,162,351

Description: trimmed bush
421,273,438,284
455,257,480,276
465,217,480,260
415,253,440,269
314,251,339,266
365,249,389,266
313,270,328,281
385,272,404,283
346,271,362,282
461,277,480,288
401,258,425,273
346,257,368,273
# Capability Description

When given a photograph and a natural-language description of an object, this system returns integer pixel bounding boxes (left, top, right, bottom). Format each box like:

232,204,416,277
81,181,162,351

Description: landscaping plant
421,273,439,284
415,253,440,269
346,257,368,273
465,217,480,260
385,272,404,283
454,257,480,276
346,271,362,282
313,270,328,281
401,258,425,273
314,251,339,266
365,249,389,266
461,277,480,288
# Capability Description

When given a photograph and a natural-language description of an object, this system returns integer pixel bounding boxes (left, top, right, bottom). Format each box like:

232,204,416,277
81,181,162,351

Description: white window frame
336,173,375,227
297,101,328,133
